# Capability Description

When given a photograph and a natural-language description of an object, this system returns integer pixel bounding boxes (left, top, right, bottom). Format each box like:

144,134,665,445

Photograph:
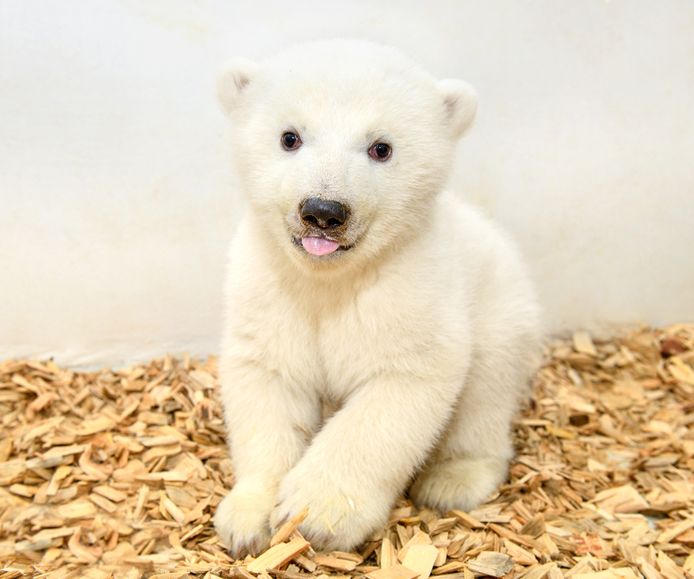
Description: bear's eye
368,142,392,162
281,131,302,151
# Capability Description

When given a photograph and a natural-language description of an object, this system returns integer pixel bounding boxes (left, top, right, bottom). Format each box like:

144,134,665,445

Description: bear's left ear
217,58,258,115
438,79,478,139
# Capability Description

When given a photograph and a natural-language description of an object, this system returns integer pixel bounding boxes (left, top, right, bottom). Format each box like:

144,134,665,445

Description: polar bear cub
214,39,541,556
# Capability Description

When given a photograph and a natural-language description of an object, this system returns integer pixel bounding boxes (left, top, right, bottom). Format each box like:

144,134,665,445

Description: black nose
300,198,349,229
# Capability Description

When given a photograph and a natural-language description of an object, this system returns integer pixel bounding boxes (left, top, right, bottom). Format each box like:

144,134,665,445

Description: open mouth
292,236,354,256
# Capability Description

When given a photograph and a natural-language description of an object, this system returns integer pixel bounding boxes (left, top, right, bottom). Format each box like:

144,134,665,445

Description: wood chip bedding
1,324,692,578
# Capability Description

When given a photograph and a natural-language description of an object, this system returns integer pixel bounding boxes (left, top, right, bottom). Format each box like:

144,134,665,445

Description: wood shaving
1,325,692,577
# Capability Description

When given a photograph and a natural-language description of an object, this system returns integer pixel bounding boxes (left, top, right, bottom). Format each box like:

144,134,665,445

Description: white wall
1,0,692,366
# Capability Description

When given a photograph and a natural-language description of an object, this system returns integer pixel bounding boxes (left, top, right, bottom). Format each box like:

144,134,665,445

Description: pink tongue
302,236,340,256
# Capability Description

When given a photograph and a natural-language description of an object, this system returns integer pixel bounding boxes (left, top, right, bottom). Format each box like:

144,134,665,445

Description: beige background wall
1,0,692,365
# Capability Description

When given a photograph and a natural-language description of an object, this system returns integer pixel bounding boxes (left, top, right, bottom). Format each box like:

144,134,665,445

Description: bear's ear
438,79,478,139
217,58,258,115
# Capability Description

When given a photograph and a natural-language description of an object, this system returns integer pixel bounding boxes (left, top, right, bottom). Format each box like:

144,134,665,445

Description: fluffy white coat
214,40,541,556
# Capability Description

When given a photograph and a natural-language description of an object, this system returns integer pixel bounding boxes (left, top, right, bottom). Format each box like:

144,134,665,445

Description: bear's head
218,39,476,275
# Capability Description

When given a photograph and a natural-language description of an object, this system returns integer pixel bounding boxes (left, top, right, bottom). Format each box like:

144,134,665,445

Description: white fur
213,39,541,555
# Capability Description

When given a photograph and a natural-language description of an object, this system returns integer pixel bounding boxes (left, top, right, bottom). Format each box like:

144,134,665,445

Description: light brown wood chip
246,537,310,573
573,570,640,579
401,544,438,579
270,506,309,546
313,554,358,571
366,564,421,579
573,331,598,355
593,484,650,514
466,551,513,577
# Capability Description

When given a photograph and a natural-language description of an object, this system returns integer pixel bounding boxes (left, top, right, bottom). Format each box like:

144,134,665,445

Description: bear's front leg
272,373,462,551
214,359,321,557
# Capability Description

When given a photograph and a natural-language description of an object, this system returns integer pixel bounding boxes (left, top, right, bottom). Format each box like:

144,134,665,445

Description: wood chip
381,536,398,569
246,537,310,573
75,416,115,436
57,499,98,519
466,551,513,577
656,517,694,543
593,485,649,514
398,530,432,562
89,492,118,513
78,444,110,481
139,435,181,447
92,484,128,503
270,506,309,546
573,570,639,579
162,495,187,525
449,510,483,529
401,544,438,579
313,554,358,571
573,331,598,355
366,564,421,579
67,528,101,564
295,554,317,573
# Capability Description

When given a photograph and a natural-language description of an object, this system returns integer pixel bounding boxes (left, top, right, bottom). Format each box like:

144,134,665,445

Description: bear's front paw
409,456,509,512
272,464,392,551
214,481,276,558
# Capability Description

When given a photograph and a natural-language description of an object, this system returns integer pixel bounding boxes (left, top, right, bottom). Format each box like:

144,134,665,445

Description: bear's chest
312,303,382,399
246,258,460,400
307,280,436,400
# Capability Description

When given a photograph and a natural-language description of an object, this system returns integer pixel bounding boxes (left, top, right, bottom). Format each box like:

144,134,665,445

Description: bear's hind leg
410,335,538,512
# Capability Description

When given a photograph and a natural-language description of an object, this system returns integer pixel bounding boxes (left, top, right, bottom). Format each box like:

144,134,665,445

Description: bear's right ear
438,79,478,139
217,58,258,115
